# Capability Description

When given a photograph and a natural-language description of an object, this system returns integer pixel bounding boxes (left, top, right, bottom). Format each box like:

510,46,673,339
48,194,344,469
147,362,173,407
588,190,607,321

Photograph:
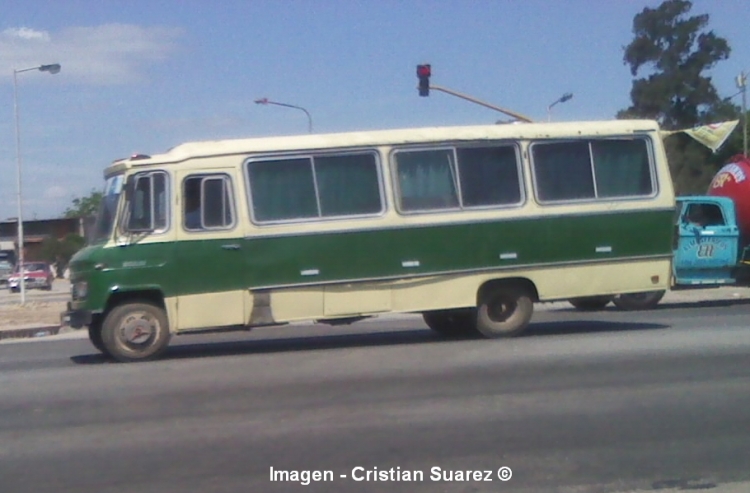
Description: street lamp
13,63,61,305
736,70,748,156
547,92,573,121
254,97,313,133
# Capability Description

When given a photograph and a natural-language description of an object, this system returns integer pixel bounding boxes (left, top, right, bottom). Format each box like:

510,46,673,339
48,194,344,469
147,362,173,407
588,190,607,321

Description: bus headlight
73,281,88,300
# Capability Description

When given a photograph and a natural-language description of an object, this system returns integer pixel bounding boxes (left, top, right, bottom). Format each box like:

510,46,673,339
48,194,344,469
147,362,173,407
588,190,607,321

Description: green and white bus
63,119,675,362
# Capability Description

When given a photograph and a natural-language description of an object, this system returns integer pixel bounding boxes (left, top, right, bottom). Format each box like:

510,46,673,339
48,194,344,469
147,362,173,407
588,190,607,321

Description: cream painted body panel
175,290,246,331
169,256,671,332
324,283,392,316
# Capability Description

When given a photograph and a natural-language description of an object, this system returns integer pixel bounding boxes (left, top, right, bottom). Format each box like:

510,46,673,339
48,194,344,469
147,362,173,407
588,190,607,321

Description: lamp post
254,97,313,133
737,70,747,157
13,63,61,305
547,92,573,121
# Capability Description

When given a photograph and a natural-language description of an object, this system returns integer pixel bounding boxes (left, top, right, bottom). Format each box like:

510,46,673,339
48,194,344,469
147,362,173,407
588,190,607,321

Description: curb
0,325,64,341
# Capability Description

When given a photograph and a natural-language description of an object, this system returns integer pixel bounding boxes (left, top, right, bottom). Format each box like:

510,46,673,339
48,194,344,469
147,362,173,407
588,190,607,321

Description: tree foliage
39,233,85,278
619,0,732,128
619,0,741,194
64,189,102,219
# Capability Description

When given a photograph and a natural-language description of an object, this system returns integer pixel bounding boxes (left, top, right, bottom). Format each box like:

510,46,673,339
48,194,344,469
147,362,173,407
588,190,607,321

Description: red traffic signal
417,64,431,97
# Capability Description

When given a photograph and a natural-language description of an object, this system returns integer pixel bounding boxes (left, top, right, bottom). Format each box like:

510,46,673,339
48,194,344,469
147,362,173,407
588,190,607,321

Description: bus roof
106,119,661,174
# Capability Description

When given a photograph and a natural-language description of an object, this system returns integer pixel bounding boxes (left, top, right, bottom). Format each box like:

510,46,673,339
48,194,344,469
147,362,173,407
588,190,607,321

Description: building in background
0,217,91,263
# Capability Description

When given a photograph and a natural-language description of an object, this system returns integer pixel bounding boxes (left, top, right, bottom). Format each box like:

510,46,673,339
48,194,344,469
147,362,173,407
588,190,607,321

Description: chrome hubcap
119,312,157,345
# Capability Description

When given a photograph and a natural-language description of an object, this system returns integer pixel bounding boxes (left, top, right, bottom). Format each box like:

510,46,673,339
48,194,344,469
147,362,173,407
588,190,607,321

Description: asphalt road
2,301,750,493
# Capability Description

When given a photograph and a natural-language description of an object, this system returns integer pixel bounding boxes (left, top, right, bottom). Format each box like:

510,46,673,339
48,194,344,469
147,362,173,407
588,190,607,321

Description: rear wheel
422,309,478,338
476,285,534,338
568,296,613,311
612,290,666,311
101,302,172,363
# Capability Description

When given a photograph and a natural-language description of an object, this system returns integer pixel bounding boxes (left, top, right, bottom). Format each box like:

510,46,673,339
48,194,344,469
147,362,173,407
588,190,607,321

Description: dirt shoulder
0,301,66,328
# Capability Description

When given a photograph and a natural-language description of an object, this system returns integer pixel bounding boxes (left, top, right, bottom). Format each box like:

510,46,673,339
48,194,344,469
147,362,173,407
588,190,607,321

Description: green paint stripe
71,208,674,309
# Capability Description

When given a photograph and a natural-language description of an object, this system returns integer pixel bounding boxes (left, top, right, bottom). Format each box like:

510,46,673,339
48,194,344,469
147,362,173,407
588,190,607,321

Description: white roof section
108,119,661,172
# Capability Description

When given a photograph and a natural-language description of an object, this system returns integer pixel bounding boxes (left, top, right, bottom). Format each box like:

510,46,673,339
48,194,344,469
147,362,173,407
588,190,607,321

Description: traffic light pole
424,84,534,123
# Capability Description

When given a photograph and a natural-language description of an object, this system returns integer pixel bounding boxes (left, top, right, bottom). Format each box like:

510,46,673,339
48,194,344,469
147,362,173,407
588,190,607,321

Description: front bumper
60,302,92,329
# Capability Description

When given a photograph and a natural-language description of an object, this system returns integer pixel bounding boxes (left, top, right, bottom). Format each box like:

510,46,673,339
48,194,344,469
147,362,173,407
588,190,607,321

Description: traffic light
417,64,431,97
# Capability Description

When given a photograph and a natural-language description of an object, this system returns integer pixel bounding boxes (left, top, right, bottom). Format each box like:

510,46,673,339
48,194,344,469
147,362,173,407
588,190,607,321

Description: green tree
64,189,103,218
618,0,741,194
619,0,732,128
39,233,85,278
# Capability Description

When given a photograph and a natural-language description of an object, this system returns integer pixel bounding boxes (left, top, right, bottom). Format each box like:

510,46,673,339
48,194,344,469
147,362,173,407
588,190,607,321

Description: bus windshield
90,174,124,244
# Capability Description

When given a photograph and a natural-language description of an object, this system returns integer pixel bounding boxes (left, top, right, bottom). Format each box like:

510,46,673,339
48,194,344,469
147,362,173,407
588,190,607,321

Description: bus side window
394,149,459,212
183,175,235,231
126,171,169,232
203,176,234,228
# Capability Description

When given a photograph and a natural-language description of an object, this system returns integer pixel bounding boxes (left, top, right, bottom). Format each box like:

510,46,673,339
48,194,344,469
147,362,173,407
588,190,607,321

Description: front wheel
612,290,666,311
476,286,534,338
101,302,172,362
87,322,106,354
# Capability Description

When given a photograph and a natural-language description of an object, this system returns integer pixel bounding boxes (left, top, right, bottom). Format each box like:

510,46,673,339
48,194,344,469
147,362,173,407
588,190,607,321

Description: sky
0,0,748,220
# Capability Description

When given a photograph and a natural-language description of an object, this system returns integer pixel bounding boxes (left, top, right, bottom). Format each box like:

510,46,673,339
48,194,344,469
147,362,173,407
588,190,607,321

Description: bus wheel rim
488,296,516,322
119,313,157,345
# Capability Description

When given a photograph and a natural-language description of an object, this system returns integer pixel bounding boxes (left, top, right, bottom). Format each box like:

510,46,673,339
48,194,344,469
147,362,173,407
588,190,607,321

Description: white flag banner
661,120,740,152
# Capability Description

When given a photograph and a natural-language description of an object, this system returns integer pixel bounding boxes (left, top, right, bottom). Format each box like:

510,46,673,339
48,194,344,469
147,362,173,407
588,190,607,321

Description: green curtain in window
249,159,318,221
315,154,381,217
532,142,595,201
396,150,459,210
592,140,652,198
457,146,520,206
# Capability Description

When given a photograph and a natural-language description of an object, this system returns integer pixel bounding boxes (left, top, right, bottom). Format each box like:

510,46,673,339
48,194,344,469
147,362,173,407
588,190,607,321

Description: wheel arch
476,277,539,304
102,288,168,326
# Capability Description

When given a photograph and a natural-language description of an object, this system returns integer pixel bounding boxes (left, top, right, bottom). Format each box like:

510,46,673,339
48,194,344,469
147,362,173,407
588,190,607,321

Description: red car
8,262,54,292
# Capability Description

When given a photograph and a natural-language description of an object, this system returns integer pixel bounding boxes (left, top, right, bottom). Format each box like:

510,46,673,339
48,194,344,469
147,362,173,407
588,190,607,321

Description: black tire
476,285,534,338
568,296,613,311
612,290,666,311
10,287,19,293
87,323,106,354
422,309,478,338
101,302,172,363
